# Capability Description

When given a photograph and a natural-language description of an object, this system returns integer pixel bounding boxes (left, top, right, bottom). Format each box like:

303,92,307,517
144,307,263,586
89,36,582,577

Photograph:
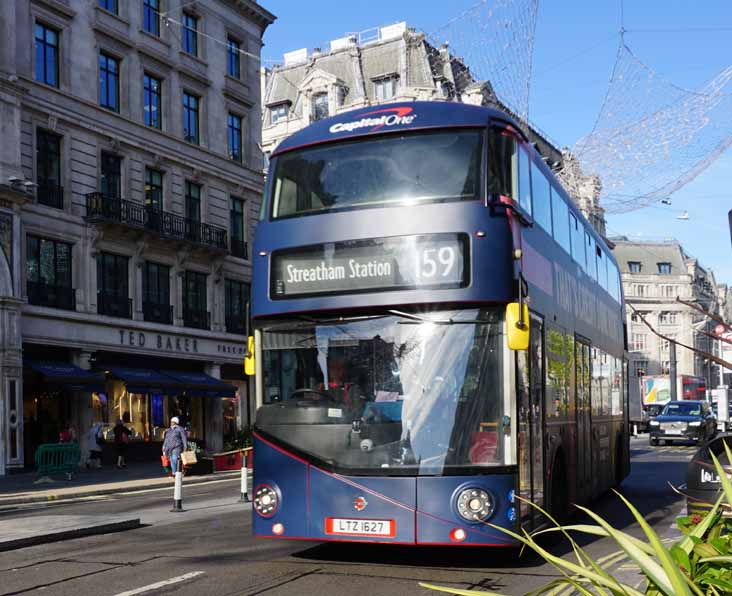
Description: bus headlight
688,421,701,427
456,488,495,522
254,484,279,517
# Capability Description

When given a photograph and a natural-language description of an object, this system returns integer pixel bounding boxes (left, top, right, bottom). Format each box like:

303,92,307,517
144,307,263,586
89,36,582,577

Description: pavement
0,461,244,508
0,514,141,552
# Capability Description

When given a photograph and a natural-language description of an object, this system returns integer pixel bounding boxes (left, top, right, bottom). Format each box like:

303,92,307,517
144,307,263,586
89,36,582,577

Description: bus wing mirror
244,336,256,376
506,303,529,351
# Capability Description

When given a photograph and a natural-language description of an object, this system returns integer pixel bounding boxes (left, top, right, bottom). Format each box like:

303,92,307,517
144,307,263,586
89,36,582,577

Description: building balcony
98,291,132,319
183,306,210,330
225,314,247,335
143,301,174,325
37,182,64,209
27,282,75,310
86,193,228,252
230,238,248,259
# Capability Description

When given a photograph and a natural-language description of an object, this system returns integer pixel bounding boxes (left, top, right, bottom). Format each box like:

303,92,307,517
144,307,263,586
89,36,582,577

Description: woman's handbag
180,450,197,466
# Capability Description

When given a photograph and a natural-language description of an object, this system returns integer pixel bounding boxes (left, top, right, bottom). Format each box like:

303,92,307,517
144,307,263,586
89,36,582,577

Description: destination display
270,233,468,298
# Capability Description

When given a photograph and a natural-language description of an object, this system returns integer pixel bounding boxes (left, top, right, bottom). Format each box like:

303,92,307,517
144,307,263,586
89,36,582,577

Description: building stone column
204,363,223,453
174,270,184,326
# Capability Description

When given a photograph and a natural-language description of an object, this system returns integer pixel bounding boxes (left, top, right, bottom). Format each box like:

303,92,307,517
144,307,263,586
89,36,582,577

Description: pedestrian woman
162,416,188,475
113,419,131,469
85,422,105,469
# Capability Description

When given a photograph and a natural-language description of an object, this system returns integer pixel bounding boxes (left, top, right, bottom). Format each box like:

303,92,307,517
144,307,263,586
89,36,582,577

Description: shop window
168,395,203,440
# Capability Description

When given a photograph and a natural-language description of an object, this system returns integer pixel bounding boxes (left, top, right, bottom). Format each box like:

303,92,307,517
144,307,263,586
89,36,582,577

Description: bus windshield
256,308,506,475
270,130,483,219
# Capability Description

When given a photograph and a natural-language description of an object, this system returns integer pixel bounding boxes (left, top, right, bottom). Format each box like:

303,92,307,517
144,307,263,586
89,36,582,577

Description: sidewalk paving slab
0,514,141,552
0,462,242,508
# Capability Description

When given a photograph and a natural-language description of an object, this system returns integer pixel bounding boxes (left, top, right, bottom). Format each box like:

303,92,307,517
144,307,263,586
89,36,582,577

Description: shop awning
26,361,105,392
160,370,237,398
106,367,182,395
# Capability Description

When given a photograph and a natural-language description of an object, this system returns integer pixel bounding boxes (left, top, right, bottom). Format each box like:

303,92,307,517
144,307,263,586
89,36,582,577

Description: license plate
325,518,395,537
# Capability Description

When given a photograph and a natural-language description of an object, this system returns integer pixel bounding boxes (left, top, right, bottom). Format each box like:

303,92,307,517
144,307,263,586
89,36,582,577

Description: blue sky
261,1,732,284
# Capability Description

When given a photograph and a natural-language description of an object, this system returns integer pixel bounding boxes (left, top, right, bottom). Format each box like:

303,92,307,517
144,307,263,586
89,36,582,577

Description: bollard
633,424,638,437
240,451,250,503
171,470,184,512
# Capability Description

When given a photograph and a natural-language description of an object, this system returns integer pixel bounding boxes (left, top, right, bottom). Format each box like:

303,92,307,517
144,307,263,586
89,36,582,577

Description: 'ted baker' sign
271,233,468,298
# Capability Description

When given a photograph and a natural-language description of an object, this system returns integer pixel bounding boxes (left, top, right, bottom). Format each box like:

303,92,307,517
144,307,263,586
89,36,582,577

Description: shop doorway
23,389,72,467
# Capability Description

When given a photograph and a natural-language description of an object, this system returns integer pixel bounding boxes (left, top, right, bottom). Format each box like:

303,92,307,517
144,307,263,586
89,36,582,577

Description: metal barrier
35,443,81,480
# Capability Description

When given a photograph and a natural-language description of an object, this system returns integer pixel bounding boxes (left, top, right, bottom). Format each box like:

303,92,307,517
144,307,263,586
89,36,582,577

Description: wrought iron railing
143,301,174,325
97,291,132,319
86,193,228,251
183,306,210,330
37,182,64,209
27,282,75,310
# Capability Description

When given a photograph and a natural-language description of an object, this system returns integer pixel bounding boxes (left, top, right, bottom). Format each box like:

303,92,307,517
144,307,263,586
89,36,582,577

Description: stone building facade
260,23,562,171
0,0,274,474
612,238,724,400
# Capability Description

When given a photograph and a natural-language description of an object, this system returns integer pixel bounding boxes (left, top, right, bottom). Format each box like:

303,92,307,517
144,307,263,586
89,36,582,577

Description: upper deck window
271,130,482,219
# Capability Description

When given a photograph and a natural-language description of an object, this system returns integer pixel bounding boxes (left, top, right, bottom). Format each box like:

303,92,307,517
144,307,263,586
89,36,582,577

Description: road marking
111,571,205,595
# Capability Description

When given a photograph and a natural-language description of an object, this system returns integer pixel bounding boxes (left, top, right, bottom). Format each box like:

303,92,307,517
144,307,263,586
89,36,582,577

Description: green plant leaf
698,555,732,564
418,582,505,596
677,494,724,555
710,447,732,510
534,524,657,556
573,503,679,596
670,544,691,575
693,542,720,559
612,491,694,596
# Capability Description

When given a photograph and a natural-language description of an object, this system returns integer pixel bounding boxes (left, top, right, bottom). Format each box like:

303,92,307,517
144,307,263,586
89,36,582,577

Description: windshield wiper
388,309,493,325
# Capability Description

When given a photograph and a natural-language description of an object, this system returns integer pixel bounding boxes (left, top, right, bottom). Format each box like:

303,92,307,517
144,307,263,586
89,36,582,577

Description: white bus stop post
171,470,184,512
240,450,250,503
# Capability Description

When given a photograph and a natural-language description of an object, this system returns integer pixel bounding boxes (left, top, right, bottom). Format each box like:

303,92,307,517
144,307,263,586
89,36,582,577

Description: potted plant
214,427,253,472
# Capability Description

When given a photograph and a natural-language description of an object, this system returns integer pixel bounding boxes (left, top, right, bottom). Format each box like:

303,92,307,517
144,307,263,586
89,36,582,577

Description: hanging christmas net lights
560,42,732,214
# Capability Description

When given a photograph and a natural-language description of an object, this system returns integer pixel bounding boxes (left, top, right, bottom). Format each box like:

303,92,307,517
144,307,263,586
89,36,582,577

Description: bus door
517,315,545,530
575,339,593,503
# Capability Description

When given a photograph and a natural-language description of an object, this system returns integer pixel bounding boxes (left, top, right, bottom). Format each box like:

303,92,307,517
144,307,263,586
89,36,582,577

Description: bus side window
585,231,596,281
569,213,582,269
530,161,552,234
486,131,516,199
595,245,607,291
551,186,570,254
518,147,532,215
607,260,620,302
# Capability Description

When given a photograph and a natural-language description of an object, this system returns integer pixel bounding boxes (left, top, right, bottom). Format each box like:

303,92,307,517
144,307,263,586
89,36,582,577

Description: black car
649,400,717,446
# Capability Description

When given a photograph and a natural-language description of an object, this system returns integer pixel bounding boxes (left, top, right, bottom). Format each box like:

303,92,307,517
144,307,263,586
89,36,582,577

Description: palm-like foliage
421,441,732,596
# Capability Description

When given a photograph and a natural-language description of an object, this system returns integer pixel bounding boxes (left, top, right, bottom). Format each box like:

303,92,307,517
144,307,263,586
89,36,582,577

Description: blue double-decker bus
249,102,628,546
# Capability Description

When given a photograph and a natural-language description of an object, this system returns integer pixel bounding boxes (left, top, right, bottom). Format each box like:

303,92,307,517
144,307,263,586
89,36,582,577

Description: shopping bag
180,450,197,466
161,454,170,468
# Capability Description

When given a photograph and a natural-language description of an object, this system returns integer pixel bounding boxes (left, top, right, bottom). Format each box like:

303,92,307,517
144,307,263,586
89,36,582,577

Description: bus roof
272,101,522,157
